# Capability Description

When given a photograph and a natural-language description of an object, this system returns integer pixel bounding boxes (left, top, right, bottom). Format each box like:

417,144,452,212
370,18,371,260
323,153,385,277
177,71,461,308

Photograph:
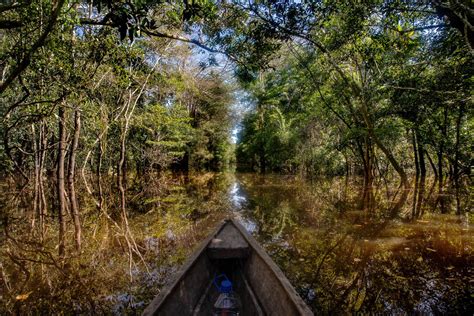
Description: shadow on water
0,172,472,314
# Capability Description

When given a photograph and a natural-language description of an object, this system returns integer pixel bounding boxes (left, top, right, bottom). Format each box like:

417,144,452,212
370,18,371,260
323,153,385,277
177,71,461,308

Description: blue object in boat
213,274,241,316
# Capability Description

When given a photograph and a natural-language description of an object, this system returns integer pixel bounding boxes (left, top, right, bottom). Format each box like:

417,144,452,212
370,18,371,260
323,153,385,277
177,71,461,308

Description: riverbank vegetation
234,2,472,216
0,1,472,314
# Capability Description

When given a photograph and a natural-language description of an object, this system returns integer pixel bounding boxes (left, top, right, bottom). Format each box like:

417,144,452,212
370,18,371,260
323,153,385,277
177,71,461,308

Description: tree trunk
369,131,409,215
372,135,408,190
57,104,67,258
412,129,420,178
32,124,40,229
97,138,104,211
415,130,426,217
38,120,48,235
362,136,374,211
118,125,127,218
411,129,419,218
454,103,464,214
359,99,408,193
437,107,448,213
438,107,448,189
67,109,82,251
426,150,438,180
417,132,427,179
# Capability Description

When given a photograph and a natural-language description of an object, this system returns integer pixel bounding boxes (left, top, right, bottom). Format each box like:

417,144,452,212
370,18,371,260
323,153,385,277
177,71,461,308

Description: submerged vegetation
0,0,472,314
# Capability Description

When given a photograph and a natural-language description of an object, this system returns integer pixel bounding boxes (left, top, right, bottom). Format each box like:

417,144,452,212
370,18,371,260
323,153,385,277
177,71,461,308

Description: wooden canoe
143,218,313,316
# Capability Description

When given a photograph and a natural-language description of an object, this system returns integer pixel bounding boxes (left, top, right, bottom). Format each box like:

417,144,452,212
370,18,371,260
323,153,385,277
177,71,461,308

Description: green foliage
234,1,472,180
0,0,236,175
131,103,193,169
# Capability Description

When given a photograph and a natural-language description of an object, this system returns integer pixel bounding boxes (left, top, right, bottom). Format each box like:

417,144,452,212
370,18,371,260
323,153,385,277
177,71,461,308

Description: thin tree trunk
57,104,67,258
118,124,127,218
453,104,464,181
437,144,446,213
360,99,408,193
412,129,420,178
454,104,464,214
123,153,127,189
97,138,104,211
438,107,448,191
117,62,157,216
417,132,427,179
436,155,446,213
412,129,419,218
426,150,438,180
416,130,426,217
67,109,81,251
370,132,409,215
37,119,48,238
355,141,367,208
362,136,374,211
372,135,408,190
32,124,39,229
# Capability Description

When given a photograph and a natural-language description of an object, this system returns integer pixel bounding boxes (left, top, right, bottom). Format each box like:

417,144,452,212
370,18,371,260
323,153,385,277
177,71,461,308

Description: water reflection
0,172,471,314
234,215,258,235
227,173,472,314
228,180,248,211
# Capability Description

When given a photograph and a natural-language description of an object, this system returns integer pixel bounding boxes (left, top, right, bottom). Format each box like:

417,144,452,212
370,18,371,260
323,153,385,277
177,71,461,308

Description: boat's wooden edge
192,280,213,316
142,220,228,316
229,218,314,316
241,273,265,316
142,218,314,316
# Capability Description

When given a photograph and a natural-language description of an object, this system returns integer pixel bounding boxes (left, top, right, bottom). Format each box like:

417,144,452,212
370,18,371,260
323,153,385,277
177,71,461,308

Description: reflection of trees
237,174,471,314
1,171,469,314
241,177,299,241
253,199,295,240
0,172,232,314
280,218,471,314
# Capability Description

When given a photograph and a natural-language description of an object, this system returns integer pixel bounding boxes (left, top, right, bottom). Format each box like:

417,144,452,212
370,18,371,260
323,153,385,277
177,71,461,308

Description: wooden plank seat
207,223,250,259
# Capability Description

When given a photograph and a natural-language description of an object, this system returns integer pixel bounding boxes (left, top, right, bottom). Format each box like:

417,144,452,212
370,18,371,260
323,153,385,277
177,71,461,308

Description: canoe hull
143,218,313,316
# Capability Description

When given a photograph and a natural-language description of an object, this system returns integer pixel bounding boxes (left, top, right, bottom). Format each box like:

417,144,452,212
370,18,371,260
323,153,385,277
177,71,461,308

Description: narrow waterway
1,173,472,314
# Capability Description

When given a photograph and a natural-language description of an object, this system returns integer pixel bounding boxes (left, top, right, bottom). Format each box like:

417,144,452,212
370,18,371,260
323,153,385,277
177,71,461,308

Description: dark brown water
0,173,472,314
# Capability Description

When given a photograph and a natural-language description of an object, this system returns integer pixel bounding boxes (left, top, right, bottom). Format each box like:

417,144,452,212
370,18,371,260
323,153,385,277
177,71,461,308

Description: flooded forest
0,1,472,315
